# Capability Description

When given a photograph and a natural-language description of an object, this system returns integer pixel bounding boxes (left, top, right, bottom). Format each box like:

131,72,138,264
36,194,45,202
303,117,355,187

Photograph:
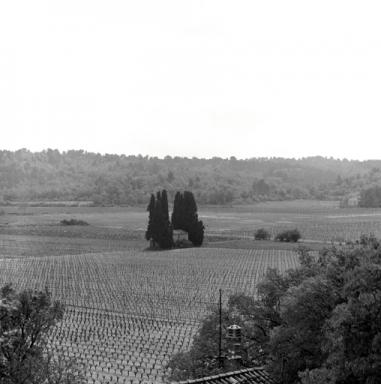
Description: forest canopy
1,149,381,206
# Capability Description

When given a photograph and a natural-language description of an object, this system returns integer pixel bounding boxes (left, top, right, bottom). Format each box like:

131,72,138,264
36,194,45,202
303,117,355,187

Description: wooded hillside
1,149,381,206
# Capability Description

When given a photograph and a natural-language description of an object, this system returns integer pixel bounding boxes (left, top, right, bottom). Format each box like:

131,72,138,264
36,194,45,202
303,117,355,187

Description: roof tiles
176,367,275,384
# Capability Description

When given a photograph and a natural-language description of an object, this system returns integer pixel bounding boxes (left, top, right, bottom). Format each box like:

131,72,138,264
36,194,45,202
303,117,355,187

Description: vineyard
0,248,299,321
2,200,381,383
0,248,298,383
0,233,144,258
48,308,196,384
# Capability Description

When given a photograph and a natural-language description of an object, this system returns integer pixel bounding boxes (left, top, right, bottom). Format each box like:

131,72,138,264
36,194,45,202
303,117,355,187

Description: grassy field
1,200,381,383
201,200,381,242
2,200,381,244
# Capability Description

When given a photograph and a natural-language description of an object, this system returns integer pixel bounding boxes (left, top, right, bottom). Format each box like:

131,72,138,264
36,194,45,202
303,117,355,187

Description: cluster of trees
254,228,301,242
275,229,301,242
60,218,89,226
0,285,85,384
2,149,381,205
359,185,381,207
145,190,204,249
167,236,381,384
172,191,204,246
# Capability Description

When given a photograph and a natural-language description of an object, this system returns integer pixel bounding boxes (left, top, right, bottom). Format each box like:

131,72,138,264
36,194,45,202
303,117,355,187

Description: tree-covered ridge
1,149,381,205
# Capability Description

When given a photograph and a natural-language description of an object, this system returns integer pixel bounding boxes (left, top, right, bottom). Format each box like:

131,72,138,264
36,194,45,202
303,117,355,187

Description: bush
275,229,301,242
60,218,89,226
254,228,271,240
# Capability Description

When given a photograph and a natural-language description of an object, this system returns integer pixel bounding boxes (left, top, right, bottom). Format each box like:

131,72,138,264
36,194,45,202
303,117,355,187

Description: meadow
1,200,381,383
2,200,381,243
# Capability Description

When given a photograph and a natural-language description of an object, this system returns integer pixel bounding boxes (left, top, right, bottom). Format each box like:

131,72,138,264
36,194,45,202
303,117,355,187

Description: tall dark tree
145,190,173,249
155,190,173,249
161,189,169,223
188,219,205,247
145,193,155,242
171,190,204,246
183,191,198,232
172,191,184,230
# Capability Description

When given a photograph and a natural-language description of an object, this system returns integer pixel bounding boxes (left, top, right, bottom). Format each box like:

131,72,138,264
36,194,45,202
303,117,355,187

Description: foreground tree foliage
0,285,85,384
166,237,381,384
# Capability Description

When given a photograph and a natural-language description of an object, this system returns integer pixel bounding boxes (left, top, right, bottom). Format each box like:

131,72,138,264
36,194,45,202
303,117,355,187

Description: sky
1,1,381,160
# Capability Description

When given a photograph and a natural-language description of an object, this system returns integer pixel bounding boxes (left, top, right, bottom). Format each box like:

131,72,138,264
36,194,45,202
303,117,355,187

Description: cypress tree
152,197,163,245
188,219,205,246
145,193,155,242
158,189,173,249
161,189,169,223
172,191,184,230
145,190,173,249
183,191,198,232
171,190,205,246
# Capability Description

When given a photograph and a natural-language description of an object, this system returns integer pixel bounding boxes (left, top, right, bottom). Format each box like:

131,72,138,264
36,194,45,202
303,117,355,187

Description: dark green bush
275,229,301,242
254,228,271,240
60,218,89,226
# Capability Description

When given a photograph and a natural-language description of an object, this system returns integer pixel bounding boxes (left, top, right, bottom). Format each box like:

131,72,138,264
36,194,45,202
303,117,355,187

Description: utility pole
218,288,223,368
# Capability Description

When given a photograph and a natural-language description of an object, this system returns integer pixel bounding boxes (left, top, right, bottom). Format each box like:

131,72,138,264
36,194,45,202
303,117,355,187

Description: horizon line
1,147,380,163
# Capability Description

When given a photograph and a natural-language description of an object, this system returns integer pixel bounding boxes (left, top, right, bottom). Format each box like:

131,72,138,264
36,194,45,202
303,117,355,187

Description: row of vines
0,247,299,383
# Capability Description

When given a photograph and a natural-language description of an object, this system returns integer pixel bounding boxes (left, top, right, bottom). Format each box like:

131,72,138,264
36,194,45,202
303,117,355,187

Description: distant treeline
1,149,381,206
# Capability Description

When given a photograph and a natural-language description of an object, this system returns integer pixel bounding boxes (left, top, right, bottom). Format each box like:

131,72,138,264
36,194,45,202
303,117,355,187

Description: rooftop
176,367,275,384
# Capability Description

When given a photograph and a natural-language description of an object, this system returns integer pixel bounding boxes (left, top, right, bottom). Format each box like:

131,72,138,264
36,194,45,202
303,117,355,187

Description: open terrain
2,200,381,244
1,200,381,383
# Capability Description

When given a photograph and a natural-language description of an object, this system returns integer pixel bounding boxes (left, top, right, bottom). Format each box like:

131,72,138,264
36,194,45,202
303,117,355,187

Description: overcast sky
1,1,381,160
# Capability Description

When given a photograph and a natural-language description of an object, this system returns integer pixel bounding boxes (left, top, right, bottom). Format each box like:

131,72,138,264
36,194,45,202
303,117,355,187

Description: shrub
275,229,301,242
255,228,271,240
60,218,89,226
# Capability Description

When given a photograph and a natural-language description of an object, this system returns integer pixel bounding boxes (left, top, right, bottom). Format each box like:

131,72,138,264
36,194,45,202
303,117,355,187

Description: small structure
340,193,360,208
176,367,275,384
227,325,242,341
227,325,242,362
173,230,188,243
